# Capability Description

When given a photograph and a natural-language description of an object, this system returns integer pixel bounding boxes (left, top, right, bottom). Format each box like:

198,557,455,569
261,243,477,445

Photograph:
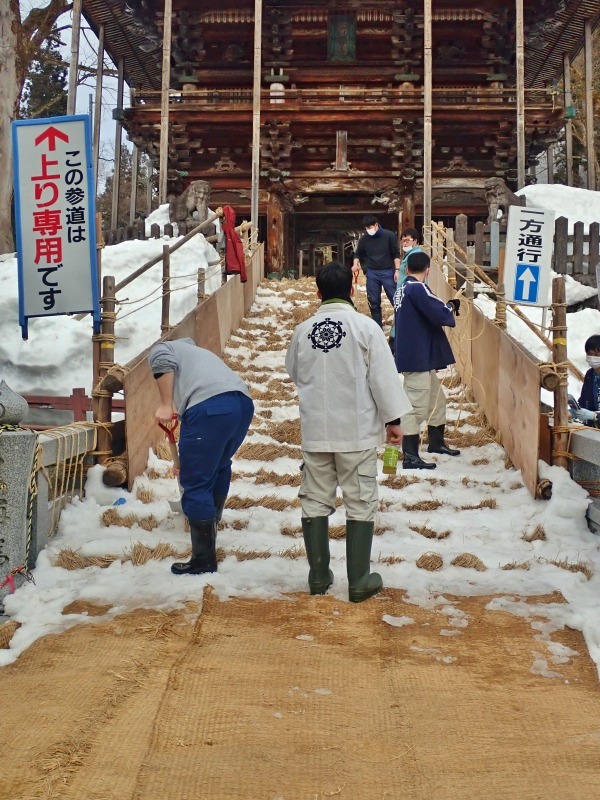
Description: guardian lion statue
169,180,212,225
484,177,526,224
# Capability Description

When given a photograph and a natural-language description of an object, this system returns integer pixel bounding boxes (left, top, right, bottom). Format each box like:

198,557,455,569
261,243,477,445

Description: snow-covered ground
1,186,600,678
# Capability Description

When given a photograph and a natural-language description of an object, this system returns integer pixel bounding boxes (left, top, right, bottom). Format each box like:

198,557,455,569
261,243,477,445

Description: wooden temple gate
72,0,598,276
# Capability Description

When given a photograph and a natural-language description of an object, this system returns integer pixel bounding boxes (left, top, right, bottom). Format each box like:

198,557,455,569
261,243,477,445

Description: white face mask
586,355,600,368
402,245,413,252
366,227,377,236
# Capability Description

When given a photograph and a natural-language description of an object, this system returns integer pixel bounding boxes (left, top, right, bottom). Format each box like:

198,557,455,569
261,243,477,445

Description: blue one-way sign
514,263,540,303
504,206,555,307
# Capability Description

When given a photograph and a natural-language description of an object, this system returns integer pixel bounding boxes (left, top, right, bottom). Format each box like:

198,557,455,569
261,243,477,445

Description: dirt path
1,589,599,800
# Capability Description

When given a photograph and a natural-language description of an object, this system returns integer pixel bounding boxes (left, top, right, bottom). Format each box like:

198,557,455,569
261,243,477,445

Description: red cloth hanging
222,205,247,283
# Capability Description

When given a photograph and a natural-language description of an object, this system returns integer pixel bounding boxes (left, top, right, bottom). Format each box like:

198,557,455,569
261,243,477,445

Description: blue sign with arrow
513,263,540,304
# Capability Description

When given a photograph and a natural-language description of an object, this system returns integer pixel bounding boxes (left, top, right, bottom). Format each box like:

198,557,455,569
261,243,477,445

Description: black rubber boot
346,520,382,603
427,424,460,456
171,519,217,575
402,434,436,470
214,495,227,525
301,517,334,595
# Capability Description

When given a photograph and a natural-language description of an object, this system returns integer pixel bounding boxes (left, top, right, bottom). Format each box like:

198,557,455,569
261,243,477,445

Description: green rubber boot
346,520,383,603
301,517,334,595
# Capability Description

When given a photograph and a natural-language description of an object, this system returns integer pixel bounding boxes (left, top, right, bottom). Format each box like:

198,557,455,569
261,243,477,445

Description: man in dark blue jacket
352,214,401,329
393,251,461,469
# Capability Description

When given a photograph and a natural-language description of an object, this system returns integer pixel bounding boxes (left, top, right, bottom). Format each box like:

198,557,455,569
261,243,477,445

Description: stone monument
0,381,36,602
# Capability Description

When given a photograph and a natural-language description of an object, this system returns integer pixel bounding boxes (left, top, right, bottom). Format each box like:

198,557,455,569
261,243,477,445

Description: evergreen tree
19,28,68,119
96,146,155,228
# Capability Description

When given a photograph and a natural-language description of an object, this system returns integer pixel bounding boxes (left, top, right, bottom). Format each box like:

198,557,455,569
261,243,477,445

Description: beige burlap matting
1,589,599,800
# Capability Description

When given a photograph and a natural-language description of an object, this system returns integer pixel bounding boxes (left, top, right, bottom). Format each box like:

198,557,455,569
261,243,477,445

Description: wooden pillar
161,245,170,334
92,24,105,188
515,0,526,189
584,20,596,191
251,0,263,231
400,176,416,232
129,144,139,224
563,53,574,187
110,60,125,229
308,243,316,277
423,0,432,231
67,0,83,115
92,212,103,391
158,0,173,204
146,156,154,215
95,275,115,467
551,276,569,469
335,131,348,170
266,191,284,275
546,144,554,184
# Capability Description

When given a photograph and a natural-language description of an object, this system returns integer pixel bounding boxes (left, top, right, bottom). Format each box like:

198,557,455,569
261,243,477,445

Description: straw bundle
53,549,117,570
523,524,547,542
265,419,302,446
237,442,300,460
440,372,462,389
549,559,592,580
100,508,160,529
416,553,444,571
471,457,490,466
281,525,302,538
228,548,271,561
378,555,404,565
230,518,249,530
408,524,451,540
444,427,498,448
451,553,487,571
381,474,421,489
136,487,155,504
255,469,302,487
458,497,497,510
501,560,531,570
292,306,314,325
329,525,346,539
226,493,301,510
128,541,185,565
0,621,21,649
402,499,443,512
278,546,306,560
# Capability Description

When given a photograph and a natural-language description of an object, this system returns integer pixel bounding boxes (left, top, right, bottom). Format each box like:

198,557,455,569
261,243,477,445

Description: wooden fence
427,220,574,498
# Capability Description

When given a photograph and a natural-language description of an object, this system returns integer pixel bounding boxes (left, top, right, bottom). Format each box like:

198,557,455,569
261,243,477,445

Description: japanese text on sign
12,115,100,339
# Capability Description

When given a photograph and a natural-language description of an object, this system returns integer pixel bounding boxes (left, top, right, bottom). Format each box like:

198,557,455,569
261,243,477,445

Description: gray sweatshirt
148,338,251,417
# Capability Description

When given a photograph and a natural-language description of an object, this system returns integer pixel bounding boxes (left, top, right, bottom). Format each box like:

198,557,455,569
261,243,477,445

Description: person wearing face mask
573,335,600,426
389,228,424,354
352,214,401,329
397,228,424,287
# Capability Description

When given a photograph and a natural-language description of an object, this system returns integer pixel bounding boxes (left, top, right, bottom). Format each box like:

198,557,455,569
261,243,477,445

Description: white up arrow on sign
518,267,536,301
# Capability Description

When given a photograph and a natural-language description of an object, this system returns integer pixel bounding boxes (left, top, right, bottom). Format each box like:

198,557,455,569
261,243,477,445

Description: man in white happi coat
285,261,412,602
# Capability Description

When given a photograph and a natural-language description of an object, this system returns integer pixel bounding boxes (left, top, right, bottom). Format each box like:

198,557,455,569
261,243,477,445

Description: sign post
12,115,101,339
504,205,555,307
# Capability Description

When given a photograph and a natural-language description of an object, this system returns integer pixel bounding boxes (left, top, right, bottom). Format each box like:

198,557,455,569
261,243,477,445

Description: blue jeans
365,269,396,328
179,391,254,522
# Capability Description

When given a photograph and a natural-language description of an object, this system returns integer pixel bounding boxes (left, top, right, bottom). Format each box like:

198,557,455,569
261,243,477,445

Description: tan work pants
401,370,446,436
299,449,378,521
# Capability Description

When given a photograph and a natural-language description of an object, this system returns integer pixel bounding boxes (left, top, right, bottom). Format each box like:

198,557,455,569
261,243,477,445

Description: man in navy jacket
352,214,401,329
393,251,461,469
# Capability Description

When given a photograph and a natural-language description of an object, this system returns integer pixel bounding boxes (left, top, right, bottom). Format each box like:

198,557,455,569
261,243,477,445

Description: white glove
572,407,597,422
